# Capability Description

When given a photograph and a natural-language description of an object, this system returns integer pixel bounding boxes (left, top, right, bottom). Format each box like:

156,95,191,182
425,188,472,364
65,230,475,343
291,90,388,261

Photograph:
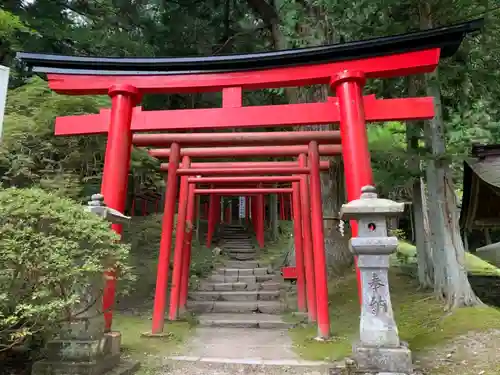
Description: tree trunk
269,191,279,241
407,76,433,288
245,0,353,275
420,2,482,308
414,178,434,288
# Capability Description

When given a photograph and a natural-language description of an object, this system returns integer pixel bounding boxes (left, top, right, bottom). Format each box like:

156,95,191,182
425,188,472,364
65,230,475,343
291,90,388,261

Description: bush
0,187,134,351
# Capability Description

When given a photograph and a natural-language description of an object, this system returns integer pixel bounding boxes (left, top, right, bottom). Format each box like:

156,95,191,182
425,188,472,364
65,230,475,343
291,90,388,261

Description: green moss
396,241,500,276
113,312,195,375
113,313,194,357
289,271,500,361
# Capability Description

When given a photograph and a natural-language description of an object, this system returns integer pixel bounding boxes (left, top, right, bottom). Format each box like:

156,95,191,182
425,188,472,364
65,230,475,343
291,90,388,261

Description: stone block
231,253,255,260
257,301,284,314
213,283,233,291
245,283,259,291
253,268,268,276
352,344,413,374
198,282,214,291
58,319,104,341
219,291,258,301
238,275,256,283
189,292,219,301
45,338,107,362
258,291,280,301
186,301,214,313
105,332,121,356
226,260,259,269
261,282,281,291
212,301,258,313
210,274,225,283
224,275,239,283
238,269,254,277
256,275,276,282
232,282,249,291
224,268,239,276
32,354,120,375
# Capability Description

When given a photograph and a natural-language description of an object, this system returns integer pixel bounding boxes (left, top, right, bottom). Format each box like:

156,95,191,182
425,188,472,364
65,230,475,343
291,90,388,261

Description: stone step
230,253,256,261
225,260,260,269
189,290,280,302
216,267,270,276
200,282,258,291
209,274,257,283
187,300,285,314
199,281,281,292
197,313,291,329
225,248,256,254
164,358,334,375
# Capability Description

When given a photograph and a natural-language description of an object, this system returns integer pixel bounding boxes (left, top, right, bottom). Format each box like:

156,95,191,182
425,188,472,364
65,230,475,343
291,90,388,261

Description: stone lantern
32,194,137,375
340,185,412,374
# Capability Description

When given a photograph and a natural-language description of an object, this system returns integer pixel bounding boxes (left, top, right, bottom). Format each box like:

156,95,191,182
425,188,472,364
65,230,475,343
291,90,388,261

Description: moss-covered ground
261,224,500,373
288,271,500,363
396,241,500,276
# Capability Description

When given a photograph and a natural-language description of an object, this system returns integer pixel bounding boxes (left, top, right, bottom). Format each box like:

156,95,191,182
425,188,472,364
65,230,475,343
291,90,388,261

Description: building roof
460,144,500,230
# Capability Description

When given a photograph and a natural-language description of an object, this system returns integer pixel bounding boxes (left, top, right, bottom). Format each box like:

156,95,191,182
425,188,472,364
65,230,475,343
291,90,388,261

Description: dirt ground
415,329,500,374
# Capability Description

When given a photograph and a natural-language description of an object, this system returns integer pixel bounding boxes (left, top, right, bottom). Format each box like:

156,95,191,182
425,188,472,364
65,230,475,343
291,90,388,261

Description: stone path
163,225,331,374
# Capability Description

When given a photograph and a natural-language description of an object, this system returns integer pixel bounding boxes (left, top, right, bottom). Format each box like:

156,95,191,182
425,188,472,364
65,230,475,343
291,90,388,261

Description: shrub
0,187,134,351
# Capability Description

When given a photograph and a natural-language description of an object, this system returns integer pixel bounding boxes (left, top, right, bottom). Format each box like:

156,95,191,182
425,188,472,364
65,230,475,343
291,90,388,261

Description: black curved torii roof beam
17,19,483,76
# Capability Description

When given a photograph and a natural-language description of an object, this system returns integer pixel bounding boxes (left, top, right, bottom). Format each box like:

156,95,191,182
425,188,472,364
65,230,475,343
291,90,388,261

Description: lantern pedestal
341,186,412,374
32,195,138,375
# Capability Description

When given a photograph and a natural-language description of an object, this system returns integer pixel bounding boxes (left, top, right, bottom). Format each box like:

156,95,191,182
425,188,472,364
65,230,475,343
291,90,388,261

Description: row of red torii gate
18,19,480,340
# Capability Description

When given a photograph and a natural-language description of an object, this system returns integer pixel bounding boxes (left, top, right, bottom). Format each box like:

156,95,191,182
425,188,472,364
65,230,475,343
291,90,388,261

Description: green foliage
0,77,162,201
120,214,215,306
0,9,34,65
0,187,134,351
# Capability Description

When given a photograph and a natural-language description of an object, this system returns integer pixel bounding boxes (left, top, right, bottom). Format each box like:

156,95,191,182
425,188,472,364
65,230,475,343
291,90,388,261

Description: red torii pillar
151,142,181,334
256,184,265,248
308,141,330,339
179,179,197,315
292,180,306,312
332,71,374,307
298,154,316,323
100,84,139,332
168,156,191,320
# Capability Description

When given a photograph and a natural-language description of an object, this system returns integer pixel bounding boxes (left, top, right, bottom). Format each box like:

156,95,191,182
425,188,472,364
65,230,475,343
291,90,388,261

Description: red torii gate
17,18,479,339
185,175,311,320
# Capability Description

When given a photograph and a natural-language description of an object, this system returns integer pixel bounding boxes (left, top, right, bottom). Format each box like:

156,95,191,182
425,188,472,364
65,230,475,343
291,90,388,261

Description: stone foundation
32,332,126,375
352,343,413,374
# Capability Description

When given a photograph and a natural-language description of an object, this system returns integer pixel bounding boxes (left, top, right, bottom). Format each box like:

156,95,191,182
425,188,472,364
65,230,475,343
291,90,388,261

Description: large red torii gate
17,18,480,340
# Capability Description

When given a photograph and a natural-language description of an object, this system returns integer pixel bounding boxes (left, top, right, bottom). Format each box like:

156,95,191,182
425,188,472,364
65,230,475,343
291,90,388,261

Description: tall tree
245,0,354,275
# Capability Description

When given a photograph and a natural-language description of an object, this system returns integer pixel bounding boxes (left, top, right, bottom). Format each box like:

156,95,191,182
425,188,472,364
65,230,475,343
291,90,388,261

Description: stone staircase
166,225,334,374
187,224,289,328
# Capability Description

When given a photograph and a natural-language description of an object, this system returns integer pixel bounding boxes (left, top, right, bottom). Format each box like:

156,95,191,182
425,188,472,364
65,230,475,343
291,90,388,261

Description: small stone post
32,194,138,375
340,186,412,374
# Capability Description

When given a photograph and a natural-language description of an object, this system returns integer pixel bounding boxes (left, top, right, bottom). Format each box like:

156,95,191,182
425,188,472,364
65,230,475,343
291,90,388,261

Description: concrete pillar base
351,343,413,374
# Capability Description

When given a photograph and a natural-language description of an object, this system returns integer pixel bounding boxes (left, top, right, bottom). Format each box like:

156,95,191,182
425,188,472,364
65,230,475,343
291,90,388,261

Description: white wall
0,65,10,141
